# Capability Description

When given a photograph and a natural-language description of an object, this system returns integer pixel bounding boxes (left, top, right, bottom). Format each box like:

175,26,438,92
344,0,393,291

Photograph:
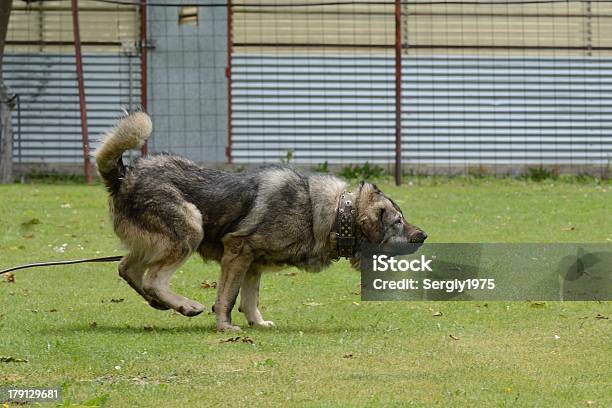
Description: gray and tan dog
96,112,427,331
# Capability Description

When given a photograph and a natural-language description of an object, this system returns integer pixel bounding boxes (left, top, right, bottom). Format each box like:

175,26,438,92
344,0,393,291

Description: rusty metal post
394,0,402,186
71,0,92,184
140,0,148,156
225,0,233,163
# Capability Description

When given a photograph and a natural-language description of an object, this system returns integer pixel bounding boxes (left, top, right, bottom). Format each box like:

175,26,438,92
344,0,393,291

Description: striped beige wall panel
233,1,394,49
234,0,612,56
6,0,139,53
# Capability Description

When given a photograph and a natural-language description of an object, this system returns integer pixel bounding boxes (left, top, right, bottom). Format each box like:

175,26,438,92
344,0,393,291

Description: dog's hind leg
214,235,253,331
119,254,169,310
239,266,274,328
141,244,204,317
134,201,205,316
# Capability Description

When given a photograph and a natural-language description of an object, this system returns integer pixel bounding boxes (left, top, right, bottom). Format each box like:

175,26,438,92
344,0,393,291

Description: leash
0,255,123,275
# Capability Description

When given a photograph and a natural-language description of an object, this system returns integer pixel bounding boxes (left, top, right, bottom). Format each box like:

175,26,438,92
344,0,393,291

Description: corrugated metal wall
231,54,612,165
234,0,612,56
231,0,612,169
403,56,612,165
3,0,140,166
5,53,140,163
231,54,394,163
4,1,612,170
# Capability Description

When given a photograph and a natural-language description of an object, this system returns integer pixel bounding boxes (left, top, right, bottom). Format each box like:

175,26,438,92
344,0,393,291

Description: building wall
5,53,140,165
234,0,612,57
4,1,612,173
147,3,228,163
5,1,140,169
232,53,612,169
5,0,228,167
7,0,138,53
230,1,612,172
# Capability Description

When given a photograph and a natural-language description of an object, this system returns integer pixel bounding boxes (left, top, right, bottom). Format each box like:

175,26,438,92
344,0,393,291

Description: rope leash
0,255,123,275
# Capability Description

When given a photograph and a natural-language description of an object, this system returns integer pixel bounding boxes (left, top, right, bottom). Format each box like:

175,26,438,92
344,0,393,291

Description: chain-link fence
4,0,140,177
229,0,612,179
3,0,611,181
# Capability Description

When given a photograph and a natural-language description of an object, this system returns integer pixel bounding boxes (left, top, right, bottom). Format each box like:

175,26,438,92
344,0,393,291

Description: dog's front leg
215,236,253,332
240,266,274,328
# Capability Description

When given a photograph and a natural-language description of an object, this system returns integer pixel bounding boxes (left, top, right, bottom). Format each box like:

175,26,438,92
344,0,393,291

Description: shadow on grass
37,322,218,335
36,321,370,335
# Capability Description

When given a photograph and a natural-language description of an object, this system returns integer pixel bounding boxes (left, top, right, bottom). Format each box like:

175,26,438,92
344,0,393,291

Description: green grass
0,179,610,407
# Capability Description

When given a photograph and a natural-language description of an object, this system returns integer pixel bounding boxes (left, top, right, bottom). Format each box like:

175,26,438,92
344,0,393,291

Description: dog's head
355,181,427,253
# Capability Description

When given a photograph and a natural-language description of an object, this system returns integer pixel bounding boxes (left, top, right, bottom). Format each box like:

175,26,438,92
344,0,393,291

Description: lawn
0,178,610,407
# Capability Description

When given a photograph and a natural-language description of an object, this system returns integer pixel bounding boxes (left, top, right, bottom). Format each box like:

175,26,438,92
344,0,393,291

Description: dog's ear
357,184,385,243
359,181,381,196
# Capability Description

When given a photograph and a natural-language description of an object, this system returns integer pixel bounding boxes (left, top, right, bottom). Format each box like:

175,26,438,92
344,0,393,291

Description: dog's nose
410,230,428,243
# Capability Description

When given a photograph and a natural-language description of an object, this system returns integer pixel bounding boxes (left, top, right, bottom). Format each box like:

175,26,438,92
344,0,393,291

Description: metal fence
3,0,612,181
146,1,228,164
5,53,140,164
4,0,141,178
229,0,612,178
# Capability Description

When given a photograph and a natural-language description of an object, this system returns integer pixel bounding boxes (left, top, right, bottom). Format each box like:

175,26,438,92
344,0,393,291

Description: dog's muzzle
409,230,428,244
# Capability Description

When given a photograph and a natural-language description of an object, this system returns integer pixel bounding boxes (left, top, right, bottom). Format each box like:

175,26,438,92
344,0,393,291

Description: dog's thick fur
96,112,427,331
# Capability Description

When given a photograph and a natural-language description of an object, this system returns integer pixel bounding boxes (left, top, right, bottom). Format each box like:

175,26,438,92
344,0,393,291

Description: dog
95,112,427,331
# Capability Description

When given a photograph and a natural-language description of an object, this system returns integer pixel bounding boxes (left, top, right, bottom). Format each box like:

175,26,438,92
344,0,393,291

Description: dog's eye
395,218,403,225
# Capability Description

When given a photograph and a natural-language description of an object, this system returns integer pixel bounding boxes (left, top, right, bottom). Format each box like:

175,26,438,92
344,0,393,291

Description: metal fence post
394,0,402,186
140,0,148,156
226,0,233,164
70,0,92,184
16,94,23,183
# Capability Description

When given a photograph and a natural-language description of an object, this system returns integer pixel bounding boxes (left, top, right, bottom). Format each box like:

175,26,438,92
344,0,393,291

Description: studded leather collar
334,190,356,259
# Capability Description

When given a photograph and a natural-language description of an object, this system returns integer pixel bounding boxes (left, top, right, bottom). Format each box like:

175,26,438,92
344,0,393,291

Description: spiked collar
334,190,357,259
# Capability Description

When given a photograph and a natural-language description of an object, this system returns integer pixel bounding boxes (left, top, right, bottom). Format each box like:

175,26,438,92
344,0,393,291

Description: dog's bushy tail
95,111,152,193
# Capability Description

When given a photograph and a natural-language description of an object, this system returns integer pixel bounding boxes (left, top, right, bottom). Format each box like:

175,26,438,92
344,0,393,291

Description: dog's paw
250,320,275,329
148,299,171,310
217,323,242,332
177,299,205,317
